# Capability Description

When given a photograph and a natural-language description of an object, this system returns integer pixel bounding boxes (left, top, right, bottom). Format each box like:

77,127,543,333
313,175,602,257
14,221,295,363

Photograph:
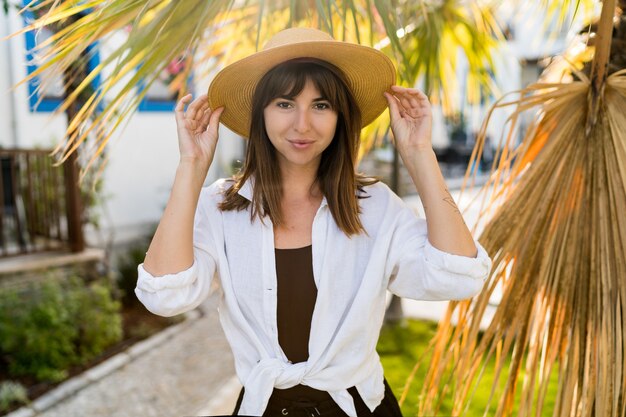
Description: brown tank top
274,245,331,401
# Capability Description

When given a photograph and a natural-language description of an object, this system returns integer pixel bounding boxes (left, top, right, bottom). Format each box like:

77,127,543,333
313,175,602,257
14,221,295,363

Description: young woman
136,28,491,417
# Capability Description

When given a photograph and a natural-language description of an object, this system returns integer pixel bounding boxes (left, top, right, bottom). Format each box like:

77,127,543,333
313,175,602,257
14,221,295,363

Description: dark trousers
232,379,403,416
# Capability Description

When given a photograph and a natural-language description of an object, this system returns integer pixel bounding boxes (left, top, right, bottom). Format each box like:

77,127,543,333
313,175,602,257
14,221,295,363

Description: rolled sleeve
135,245,216,317
388,236,490,301
423,239,492,280
134,184,222,317
384,192,492,301
135,247,217,317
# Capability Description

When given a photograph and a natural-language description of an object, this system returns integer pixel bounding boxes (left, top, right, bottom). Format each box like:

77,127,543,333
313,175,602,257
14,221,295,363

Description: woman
136,28,491,417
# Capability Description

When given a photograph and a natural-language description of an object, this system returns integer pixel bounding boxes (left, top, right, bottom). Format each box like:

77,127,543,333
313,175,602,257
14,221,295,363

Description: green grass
377,319,560,417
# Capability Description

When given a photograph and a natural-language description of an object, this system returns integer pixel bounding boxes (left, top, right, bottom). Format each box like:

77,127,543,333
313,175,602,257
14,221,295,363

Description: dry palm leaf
415,62,626,417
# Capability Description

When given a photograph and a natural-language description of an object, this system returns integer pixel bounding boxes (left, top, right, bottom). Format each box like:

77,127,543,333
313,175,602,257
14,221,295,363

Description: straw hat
207,27,396,138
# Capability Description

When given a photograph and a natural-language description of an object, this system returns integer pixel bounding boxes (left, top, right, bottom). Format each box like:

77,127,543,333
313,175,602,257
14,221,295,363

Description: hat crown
263,27,334,50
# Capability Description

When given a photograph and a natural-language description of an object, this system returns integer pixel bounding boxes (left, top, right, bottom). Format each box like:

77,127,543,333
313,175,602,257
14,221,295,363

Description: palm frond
391,0,501,113
417,67,626,417
360,0,502,156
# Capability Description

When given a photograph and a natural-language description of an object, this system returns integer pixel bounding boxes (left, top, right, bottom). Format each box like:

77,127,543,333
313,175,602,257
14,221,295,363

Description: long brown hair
219,58,378,236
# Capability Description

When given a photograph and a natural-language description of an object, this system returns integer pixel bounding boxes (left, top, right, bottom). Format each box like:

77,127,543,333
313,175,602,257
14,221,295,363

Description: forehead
280,79,323,97
274,74,335,101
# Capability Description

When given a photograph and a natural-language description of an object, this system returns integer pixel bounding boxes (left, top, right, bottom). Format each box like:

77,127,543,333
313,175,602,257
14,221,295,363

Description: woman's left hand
384,85,433,154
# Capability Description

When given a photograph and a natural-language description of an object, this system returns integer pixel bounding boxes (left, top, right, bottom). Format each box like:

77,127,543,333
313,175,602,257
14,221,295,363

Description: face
263,79,338,173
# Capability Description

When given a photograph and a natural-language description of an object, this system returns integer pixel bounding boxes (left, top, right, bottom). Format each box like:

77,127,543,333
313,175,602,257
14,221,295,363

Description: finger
392,88,418,107
175,93,192,111
186,94,208,119
193,101,209,122
396,94,412,114
206,107,224,134
408,89,431,109
384,92,402,122
199,107,212,128
406,89,432,114
390,85,427,97
391,87,431,117
175,94,193,124
391,86,429,103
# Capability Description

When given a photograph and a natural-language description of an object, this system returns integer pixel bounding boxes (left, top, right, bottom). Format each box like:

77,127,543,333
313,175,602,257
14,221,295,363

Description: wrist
179,156,210,172
176,159,210,188
400,147,437,171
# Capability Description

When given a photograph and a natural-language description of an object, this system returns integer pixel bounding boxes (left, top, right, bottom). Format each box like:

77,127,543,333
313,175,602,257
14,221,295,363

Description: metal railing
0,149,84,257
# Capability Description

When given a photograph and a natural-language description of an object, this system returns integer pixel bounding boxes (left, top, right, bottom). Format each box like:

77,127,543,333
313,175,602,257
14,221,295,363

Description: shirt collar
237,177,328,208
237,177,254,201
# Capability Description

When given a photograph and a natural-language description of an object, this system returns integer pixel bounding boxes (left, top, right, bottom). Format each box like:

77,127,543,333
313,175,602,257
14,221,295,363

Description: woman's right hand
174,93,224,169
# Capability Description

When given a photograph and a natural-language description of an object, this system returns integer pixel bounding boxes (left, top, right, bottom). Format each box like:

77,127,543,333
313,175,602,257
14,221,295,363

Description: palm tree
416,1,626,416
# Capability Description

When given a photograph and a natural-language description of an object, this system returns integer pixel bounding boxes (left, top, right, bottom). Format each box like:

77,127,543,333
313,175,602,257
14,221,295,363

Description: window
22,3,101,112
138,55,192,112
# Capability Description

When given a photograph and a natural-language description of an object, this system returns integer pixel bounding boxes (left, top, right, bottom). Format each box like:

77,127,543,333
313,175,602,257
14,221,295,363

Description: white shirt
135,178,491,417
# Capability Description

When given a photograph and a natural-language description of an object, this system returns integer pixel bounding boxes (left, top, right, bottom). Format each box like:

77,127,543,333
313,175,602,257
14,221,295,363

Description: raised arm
384,86,477,257
142,94,224,276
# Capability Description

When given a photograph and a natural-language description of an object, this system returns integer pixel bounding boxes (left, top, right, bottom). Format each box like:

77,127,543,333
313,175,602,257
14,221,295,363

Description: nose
293,108,311,133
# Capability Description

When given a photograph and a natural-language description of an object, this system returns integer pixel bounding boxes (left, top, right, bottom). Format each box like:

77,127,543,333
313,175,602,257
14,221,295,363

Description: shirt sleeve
385,195,492,301
134,184,221,317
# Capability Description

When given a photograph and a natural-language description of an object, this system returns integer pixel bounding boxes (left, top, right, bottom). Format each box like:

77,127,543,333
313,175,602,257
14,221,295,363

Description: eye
275,101,292,109
313,102,332,110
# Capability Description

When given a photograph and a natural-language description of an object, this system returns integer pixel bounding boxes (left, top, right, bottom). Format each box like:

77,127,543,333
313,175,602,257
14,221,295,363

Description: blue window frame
22,3,101,113
137,84,178,112
138,56,192,112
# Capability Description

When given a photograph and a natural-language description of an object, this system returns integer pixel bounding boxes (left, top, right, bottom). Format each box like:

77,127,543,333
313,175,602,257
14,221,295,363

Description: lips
288,139,314,149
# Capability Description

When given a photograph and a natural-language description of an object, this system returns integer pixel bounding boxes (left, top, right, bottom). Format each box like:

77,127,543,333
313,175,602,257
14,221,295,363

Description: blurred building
0,5,243,265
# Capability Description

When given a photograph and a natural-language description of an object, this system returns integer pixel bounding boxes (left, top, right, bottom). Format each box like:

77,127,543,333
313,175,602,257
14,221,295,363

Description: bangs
260,58,349,110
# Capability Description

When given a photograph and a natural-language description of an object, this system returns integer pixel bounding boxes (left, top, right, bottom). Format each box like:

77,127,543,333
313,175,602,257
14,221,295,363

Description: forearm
143,161,208,276
402,149,477,257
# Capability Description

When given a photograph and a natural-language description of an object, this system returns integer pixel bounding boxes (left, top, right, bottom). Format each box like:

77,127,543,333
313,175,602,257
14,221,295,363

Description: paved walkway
9,293,239,417
8,184,495,417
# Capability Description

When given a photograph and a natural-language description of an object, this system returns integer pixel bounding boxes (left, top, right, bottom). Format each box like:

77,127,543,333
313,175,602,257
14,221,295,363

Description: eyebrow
276,95,328,102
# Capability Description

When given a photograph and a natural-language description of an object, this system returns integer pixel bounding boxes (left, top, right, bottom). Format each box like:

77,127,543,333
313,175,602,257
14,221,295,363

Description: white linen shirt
135,178,491,417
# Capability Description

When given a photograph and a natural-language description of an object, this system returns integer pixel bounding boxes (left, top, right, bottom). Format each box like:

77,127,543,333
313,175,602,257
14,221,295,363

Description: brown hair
219,58,378,236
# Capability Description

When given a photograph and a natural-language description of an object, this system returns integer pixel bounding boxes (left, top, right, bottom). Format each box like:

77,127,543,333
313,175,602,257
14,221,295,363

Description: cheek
264,108,292,134
263,109,280,140
324,114,339,139
263,108,273,132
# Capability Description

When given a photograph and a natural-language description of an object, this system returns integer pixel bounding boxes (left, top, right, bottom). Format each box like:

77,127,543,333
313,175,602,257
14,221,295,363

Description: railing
0,149,84,257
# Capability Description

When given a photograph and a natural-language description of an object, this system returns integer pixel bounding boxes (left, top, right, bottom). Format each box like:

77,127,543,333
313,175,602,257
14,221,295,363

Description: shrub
70,279,123,361
0,381,29,413
0,280,78,381
0,276,122,382
115,236,152,307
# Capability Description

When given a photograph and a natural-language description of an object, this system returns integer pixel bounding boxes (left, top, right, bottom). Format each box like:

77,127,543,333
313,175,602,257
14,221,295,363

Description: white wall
0,11,15,147
91,117,243,246
1,9,68,150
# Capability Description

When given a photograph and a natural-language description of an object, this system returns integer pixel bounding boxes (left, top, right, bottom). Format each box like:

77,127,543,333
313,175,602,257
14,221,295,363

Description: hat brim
208,40,396,138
